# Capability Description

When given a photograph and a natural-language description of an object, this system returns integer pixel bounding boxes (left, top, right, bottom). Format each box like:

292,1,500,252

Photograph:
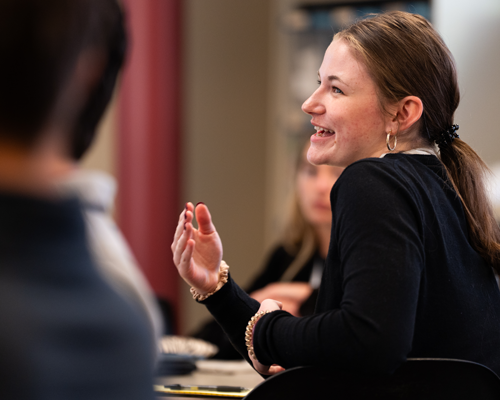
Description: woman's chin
307,138,338,166
307,151,332,166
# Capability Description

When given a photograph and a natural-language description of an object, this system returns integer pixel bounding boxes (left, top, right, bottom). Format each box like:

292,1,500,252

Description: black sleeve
193,246,314,359
252,160,425,374
200,274,261,364
298,289,318,316
192,246,294,359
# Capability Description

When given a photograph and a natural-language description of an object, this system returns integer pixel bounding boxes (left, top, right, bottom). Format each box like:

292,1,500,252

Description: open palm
171,202,223,295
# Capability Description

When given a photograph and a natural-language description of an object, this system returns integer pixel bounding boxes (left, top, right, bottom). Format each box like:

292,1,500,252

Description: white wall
434,0,500,165
181,0,271,334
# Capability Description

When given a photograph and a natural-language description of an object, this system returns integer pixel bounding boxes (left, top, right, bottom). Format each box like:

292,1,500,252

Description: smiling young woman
171,11,500,378
304,38,394,167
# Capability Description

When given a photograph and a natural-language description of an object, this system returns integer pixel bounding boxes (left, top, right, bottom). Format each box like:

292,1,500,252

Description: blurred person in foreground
194,140,343,359
0,1,155,399
56,0,165,352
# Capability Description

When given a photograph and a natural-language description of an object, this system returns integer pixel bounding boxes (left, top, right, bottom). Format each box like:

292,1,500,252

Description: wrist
190,261,229,301
245,310,275,360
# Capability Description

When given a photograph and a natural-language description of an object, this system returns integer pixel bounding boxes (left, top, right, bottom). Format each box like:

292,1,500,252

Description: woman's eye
332,86,344,94
317,80,321,85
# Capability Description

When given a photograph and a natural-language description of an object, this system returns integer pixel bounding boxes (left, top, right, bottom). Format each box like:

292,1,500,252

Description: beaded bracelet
190,261,229,301
245,310,273,360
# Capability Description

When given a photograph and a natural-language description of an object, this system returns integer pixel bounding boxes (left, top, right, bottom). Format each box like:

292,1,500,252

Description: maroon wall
117,0,182,326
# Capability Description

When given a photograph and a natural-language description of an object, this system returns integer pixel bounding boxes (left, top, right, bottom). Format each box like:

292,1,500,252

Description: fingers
195,203,216,235
179,237,195,276
250,357,285,376
171,213,185,252
173,222,194,268
267,365,285,375
250,357,267,374
171,203,195,252
259,299,283,312
176,238,196,286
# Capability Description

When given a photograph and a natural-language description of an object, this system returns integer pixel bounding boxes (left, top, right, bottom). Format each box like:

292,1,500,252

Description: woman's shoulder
334,156,404,192
344,153,440,173
331,155,446,216
336,154,444,190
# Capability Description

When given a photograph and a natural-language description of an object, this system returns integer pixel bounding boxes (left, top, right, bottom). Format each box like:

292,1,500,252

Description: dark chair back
244,358,500,399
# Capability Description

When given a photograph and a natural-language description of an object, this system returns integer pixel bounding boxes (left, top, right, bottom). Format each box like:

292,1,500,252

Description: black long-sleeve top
194,247,322,359
202,154,500,376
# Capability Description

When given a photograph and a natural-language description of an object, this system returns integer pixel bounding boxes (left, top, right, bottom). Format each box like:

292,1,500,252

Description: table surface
155,360,265,399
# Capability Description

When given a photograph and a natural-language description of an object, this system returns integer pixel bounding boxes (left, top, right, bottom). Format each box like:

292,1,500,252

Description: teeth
314,126,334,136
314,126,333,133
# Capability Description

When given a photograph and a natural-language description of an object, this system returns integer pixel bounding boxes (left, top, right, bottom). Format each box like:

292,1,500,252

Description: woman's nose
302,90,326,115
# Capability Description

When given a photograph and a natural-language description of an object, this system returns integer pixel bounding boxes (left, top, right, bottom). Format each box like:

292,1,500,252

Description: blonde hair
280,138,322,282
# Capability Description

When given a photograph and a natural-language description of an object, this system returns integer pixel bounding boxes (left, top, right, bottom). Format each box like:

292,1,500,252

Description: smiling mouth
314,126,335,137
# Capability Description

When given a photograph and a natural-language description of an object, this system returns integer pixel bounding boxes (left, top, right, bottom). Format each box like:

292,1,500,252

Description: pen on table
164,384,247,392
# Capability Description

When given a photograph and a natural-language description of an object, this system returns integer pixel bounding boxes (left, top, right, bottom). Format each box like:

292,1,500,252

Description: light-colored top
58,169,163,356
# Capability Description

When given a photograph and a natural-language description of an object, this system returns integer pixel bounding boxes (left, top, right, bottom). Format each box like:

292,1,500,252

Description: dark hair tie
435,124,459,148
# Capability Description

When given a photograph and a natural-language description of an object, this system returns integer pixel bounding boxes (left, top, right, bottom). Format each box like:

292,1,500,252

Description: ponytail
440,140,500,275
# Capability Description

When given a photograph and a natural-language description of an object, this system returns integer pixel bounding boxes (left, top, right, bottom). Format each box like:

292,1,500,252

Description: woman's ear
393,96,423,133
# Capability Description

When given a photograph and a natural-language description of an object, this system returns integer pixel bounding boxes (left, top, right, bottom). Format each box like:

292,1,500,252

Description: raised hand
171,202,223,295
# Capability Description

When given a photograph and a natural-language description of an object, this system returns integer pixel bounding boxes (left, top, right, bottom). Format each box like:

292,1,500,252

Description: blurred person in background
194,139,343,359
0,0,155,398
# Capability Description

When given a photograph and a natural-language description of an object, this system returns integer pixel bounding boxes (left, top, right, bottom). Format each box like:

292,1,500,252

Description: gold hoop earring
386,130,397,152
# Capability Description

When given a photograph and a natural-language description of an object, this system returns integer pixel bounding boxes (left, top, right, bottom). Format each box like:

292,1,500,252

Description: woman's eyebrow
317,72,349,87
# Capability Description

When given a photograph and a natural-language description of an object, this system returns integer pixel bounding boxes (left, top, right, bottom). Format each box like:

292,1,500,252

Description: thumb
195,203,216,234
